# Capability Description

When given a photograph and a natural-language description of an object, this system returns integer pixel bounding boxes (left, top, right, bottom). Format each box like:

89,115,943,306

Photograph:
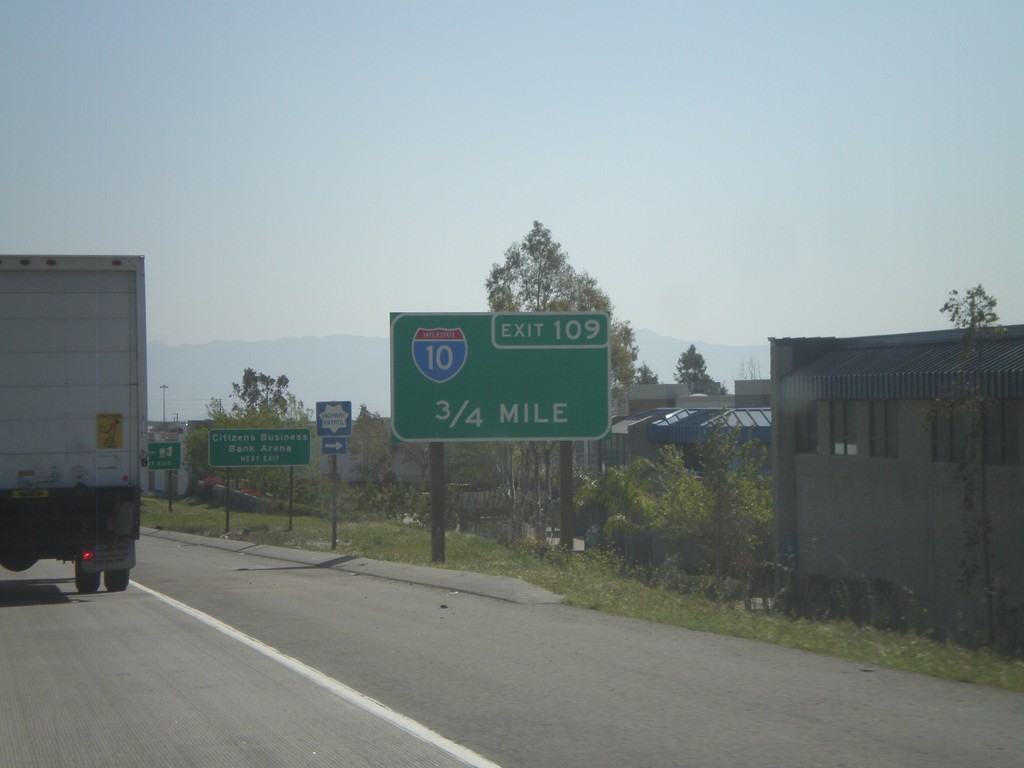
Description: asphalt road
2,531,1023,768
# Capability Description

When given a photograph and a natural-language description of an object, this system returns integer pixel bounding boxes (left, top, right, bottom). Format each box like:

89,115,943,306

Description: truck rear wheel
74,560,101,594
0,554,38,572
104,569,130,592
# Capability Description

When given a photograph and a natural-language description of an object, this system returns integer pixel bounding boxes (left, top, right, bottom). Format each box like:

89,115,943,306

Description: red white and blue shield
412,328,468,383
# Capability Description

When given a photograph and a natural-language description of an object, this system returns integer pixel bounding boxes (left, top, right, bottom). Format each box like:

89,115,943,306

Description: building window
830,401,857,456
795,402,817,454
933,401,1019,466
932,409,966,463
870,401,899,458
985,401,1020,466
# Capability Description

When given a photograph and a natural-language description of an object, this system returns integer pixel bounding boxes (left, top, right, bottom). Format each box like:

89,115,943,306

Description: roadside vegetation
154,276,1023,691
141,495,1024,693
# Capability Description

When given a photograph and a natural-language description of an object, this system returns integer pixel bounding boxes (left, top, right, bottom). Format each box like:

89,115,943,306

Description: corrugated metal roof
780,325,1024,401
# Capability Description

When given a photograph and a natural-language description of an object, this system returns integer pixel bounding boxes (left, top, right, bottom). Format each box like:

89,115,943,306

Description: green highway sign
148,441,181,471
390,312,611,442
208,428,311,467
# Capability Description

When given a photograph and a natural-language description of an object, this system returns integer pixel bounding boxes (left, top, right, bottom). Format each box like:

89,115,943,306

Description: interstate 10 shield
412,328,468,383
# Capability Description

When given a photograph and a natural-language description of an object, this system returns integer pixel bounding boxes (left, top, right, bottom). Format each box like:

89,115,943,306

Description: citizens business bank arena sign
208,428,311,467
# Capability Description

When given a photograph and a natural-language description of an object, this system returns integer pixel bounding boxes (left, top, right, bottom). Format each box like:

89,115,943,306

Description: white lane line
131,581,502,768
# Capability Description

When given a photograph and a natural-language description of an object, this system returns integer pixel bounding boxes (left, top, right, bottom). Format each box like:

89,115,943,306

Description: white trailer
0,256,147,592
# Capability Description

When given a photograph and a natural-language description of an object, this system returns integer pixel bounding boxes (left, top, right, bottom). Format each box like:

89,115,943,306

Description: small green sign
390,312,611,442
208,428,311,467
148,442,181,470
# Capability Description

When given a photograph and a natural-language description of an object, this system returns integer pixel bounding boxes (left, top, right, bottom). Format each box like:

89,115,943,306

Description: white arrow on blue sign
316,401,352,437
322,437,348,454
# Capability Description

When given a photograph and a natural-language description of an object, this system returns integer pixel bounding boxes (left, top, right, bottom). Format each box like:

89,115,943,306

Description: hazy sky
2,1,1021,349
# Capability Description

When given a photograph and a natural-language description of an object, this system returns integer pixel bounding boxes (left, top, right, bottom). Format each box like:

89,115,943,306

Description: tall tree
674,344,710,386
691,425,771,581
349,404,392,484
941,285,1000,335
936,284,1005,645
634,363,660,385
486,221,574,313
230,368,291,417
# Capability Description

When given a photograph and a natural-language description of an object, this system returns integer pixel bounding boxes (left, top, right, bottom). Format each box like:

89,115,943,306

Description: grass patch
141,496,1024,693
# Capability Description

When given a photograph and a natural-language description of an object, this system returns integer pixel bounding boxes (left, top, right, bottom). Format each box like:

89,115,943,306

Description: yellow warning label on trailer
97,413,123,449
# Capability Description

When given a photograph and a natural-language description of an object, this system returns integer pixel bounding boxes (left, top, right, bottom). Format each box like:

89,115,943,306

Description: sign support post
430,442,445,563
330,454,338,549
559,441,574,550
288,467,294,531
148,441,182,514
225,467,231,534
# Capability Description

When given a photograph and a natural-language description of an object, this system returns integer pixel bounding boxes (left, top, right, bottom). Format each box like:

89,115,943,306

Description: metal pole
559,441,574,551
288,466,294,532
430,442,445,563
330,454,338,548
225,467,230,534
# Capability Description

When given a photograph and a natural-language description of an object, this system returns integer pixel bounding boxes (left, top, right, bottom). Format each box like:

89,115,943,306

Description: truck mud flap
80,541,136,573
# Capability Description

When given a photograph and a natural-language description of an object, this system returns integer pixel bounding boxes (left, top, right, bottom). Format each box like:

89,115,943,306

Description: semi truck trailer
0,255,147,593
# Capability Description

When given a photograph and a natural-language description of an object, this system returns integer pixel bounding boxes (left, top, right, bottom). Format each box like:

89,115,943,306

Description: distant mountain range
147,330,769,423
